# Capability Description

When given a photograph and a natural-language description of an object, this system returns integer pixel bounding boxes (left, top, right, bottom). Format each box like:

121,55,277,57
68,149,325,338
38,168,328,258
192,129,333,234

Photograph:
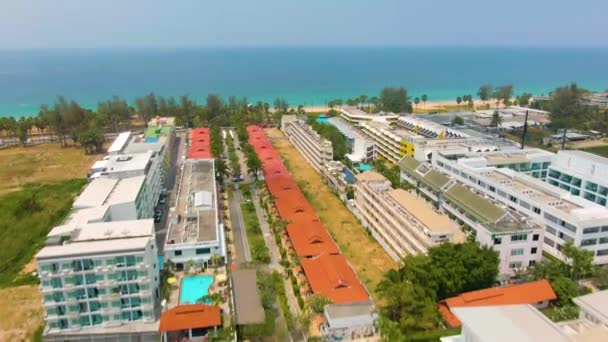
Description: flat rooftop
104,175,146,205
397,115,469,138
573,290,608,324
37,219,154,260
73,178,118,209
167,159,218,243
451,305,570,342
103,151,154,174
108,131,131,153
387,188,461,234
361,120,423,142
340,107,398,120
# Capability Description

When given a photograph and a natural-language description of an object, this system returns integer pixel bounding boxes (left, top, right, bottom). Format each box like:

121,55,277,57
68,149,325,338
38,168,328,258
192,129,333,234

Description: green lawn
239,185,270,264
0,179,86,287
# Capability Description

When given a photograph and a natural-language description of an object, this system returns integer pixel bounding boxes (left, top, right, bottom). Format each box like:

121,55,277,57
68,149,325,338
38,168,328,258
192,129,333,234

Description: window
546,226,556,236
532,234,540,241
511,248,524,256
494,237,502,245
489,186,496,193
529,260,536,267
509,195,518,203
196,248,211,255
509,262,523,269
511,233,528,242
174,250,182,256
533,207,541,214
600,237,608,244
531,247,538,254
583,227,600,234
597,249,608,256
544,237,555,247
581,239,597,246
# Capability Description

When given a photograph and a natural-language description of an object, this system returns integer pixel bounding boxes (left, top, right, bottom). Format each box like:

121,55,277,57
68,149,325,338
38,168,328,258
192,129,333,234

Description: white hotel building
431,151,608,264
164,159,225,269
399,156,544,275
282,115,333,170
36,219,159,339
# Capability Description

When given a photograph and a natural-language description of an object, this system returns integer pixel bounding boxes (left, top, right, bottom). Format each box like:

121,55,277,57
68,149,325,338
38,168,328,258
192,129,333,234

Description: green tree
206,94,224,119
134,92,158,122
495,85,514,107
456,96,462,110
97,96,131,132
16,117,32,146
414,97,420,110
477,84,493,102
561,241,594,281
517,93,533,107
549,83,586,148
380,87,412,113
308,295,332,314
79,125,105,154
215,158,229,185
369,96,379,112
273,98,289,113
451,116,465,125
551,276,579,307
490,110,503,128
246,151,262,180
593,266,608,290
358,94,368,109
421,94,428,109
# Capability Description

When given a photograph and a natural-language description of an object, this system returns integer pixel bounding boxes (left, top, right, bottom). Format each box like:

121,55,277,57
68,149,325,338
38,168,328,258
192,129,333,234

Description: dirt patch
265,128,396,299
0,285,43,342
0,143,103,195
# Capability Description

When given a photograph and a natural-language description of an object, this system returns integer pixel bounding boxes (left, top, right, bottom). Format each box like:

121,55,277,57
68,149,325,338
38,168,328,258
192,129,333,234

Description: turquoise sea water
1,47,607,117
179,275,214,304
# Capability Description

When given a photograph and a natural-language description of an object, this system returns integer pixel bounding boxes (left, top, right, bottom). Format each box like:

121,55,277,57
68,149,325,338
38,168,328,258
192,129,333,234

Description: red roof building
300,254,369,304
438,279,557,327
188,128,213,159
159,304,221,341
247,125,369,305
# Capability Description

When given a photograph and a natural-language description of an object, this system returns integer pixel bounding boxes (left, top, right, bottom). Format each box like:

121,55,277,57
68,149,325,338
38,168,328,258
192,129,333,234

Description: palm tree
421,94,428,109
414,97,420,111
215,159,229,185
456,96,462,111
369,97,379,112
246,152,262,180
490,110,503,128
358,95,368,110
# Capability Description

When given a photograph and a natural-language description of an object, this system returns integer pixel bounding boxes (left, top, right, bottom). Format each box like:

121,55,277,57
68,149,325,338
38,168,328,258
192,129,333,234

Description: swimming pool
179,275,214,304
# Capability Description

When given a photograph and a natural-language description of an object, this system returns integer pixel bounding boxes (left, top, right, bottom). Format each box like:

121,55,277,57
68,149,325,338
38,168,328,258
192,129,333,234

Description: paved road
228,179,252,265
155,131,186,255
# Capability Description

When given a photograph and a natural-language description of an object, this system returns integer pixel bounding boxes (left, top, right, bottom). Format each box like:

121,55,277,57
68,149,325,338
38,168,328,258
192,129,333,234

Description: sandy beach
299,99,491,114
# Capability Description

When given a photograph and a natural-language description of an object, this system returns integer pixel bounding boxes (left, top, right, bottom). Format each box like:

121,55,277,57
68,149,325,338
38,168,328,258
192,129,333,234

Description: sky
1,0,607,48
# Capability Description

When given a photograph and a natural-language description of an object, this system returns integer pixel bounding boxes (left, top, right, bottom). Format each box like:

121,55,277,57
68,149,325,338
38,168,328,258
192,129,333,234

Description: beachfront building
399,156,544,275
358,120,426,164
124,124,176,182
547,150,608,207
326,117,375,163
164,159,225,269
36,219,159,340
431,150,608,264
354,171,465,261
442,148,554,180
339,106,399,124
572,290,608,327
282,115,333,170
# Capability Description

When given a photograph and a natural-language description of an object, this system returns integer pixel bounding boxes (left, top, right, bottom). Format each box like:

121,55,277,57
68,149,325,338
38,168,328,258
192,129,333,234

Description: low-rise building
164,159,225,269
573,290,608,326
37,219,159,339
438,279,556,328
400,156,544,275
339,106,399,124
320,301,377,341
354,171,465,260
326,117,374,163
432,151,608,264
547,150,608,207
282,115,333,170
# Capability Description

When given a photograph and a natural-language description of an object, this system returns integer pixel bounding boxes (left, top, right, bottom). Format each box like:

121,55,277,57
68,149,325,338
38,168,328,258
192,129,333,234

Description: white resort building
354,171,465,260
164,159,225,269
282,115,333,170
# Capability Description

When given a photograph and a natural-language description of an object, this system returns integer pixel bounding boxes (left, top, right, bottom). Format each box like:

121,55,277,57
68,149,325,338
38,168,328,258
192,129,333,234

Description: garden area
239,184,271,264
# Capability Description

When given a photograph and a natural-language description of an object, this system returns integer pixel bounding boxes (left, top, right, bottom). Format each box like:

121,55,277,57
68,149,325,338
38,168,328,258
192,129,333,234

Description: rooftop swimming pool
180,275,214,304
145,137,159,143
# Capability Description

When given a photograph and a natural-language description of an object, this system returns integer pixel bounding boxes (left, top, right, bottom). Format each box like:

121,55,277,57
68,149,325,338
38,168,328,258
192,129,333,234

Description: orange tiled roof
159,304,221,332
287,222,340,257
439,279,557,327
300,254,369,304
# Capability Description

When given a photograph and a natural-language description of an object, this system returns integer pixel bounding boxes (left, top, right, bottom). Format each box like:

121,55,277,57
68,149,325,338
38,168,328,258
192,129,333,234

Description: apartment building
358,120,425,164
441,148,554,180
547,150,608,207
326,117,374,163
354,171,465,261
282,115,333,170
164,159,225,269
431,151,608,264
37,219,159,339
399,156,544,275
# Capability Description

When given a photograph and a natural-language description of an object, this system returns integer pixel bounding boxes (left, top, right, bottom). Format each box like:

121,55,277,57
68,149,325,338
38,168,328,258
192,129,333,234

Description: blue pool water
180,275,214,304
359,164,372,171
145,137,159,143
316,114,329,125
342,167,356,184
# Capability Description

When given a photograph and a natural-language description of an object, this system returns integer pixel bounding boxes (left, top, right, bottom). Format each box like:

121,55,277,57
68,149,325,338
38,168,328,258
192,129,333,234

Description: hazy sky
2,0,607,48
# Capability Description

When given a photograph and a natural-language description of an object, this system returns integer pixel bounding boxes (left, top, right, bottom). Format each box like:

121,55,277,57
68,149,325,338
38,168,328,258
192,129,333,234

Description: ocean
1,47,607,117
